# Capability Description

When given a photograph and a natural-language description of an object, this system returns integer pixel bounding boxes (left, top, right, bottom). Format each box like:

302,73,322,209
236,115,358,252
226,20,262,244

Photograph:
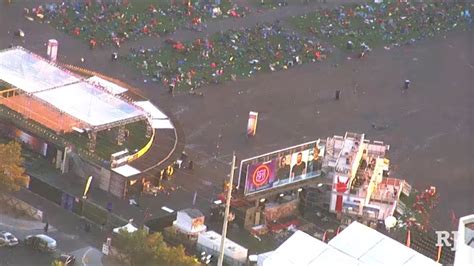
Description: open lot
169,28,474,229
0,0,472,232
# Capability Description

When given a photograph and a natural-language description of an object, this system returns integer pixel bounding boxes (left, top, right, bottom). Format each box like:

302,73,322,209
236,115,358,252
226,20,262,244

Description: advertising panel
15,129,48,156
241,140,324,196
191,216,205,231
245,160,277,195
0,124,48,156
247,111,258,137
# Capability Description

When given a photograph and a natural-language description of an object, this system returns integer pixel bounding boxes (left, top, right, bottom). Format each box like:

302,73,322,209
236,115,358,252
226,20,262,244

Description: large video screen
240,140,324,196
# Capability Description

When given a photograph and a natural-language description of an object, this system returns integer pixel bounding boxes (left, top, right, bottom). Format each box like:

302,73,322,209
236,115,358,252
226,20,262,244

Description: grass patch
0,105,150,165
83,201,108,225
37,0,242,45
63,120,150,161
124,23,330,91
289,1,471,49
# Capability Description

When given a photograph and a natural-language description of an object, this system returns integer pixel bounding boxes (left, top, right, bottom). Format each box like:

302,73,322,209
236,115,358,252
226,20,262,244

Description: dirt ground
0,1,472,230
168,28,474,229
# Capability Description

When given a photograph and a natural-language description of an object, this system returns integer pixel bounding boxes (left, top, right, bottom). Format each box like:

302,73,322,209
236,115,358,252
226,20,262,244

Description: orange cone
436,245,442,263
322,231,328,242
406,230,411,248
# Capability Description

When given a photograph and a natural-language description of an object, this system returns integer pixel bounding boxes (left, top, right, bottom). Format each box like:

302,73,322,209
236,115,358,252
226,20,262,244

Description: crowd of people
30,0,247,47
291,0,472,50
126,21,331,92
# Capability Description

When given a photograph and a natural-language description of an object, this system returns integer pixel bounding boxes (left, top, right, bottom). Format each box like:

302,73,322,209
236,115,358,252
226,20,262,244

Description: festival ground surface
0,0,473,238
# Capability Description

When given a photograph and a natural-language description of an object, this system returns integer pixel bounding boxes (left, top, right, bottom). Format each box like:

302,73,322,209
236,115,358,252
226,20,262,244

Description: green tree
115,229,198,266
153,241,198,266
51,259,64,266
0,141,28,192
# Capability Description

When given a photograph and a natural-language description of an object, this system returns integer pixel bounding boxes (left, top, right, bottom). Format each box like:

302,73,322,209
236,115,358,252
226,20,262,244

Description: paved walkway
1,191,105,266
0,213,56,232
10,189,107,249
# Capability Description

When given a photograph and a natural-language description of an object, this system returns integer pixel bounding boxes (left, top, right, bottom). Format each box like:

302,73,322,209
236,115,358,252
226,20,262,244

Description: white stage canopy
35,82,145,127
134,100,168,119
0,47,147,128
135,100,174,129
0,47,80,93
151,119,174,129
87,76,128,95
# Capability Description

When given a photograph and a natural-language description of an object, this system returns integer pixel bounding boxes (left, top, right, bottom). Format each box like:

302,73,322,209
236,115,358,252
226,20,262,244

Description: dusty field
1,1,472,229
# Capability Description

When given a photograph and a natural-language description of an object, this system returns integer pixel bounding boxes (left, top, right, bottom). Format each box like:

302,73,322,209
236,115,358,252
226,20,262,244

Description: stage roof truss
91,114,148,132
0,47,148,132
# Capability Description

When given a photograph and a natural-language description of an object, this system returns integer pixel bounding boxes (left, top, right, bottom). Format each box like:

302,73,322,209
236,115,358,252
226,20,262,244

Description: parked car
58,254,76,265
24,234,57,252
0,231,19,247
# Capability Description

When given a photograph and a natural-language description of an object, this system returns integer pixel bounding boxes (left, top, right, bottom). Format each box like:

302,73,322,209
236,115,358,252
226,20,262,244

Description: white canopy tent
111,164,141,177
260,230,359,266
259,222,440,266
197,231,248,264
113,222,138,234
328,222,440,266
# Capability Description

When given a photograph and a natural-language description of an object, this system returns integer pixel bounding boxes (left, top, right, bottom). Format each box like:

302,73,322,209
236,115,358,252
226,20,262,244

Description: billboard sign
240,140,324,196
0,124,48,156
245,160,277,194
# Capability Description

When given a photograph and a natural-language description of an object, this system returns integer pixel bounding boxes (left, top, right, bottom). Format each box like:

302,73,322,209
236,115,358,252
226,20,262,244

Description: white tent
259,222,440,266
260,231,359,266
197,231,248,264
113,223,138,234
112,164,141,177
328,222,440,266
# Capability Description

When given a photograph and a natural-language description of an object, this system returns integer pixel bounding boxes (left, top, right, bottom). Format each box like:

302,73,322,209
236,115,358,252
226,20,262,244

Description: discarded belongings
126,22,331,91
291,1,471,50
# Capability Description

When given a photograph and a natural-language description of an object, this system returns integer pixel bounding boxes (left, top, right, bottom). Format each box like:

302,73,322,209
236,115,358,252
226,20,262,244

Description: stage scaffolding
0,47,148,135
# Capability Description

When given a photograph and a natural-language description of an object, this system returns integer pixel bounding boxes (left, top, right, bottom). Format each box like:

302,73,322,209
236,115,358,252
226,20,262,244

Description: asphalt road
0,220,103,266
0,245,53,266
0,201,104,266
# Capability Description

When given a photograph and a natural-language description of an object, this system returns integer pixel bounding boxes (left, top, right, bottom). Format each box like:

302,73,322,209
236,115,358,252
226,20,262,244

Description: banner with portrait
241,140,324,196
